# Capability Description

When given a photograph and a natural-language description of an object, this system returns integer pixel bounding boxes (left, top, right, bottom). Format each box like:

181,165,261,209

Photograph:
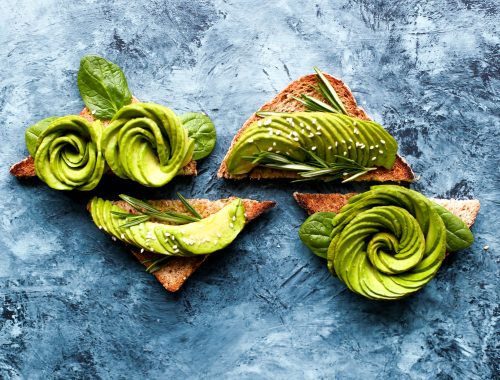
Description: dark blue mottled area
1,0,499,379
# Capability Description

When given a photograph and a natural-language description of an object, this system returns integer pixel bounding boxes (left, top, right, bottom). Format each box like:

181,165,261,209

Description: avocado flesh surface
102,103,193,187
325,185,465,300
90,198,246,256
226,112,398,176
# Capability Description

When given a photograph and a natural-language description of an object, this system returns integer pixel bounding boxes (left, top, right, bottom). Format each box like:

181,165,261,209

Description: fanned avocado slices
90,197,246,256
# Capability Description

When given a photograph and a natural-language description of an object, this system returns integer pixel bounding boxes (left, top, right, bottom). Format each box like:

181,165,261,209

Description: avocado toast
10,55,211,189
218,69,414,182
294,187,480,300
89,196,275,292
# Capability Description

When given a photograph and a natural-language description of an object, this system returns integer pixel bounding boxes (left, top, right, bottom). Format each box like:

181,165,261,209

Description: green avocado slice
226,112,398,176
90,198,246,256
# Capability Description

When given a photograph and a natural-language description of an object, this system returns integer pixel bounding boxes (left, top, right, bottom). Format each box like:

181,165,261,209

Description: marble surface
1,0,498,378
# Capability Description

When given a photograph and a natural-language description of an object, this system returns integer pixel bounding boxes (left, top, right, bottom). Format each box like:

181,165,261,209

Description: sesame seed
312,118,317,124
301,129,305,134
112,236,117,241
230,223,234,228
315,132,321,135
348,146,352,150
249,139,254,143
335,142,338,147
328,146,332,150
268,147,273,151
264,118,272,125
343,172,348,176
150,248,154,252
273,142,276,146
91,110,96,115
121,233,125,239
342,140,346,144
173,245,178,249
300,122,304,127
98,226,102,230
375,144,379,148
217,233,222,238
372,157,376,161
380,139,386,144
276,151,280,154
293,137,299,141
232,215,236,221
171,236,175,240
165,232,170,236
276,130,281,135
349,138,353,142
309,133,314,138
353,128,359,134
360,144,365,149
257,120,262,127
483,245,489,250
306,125,311,130
140,248,144,253
292,131,298,136
379,150,383,154
353,121,357,126
317,126,322,130
370,146,374,150
311,146,317,151
344,151,347,156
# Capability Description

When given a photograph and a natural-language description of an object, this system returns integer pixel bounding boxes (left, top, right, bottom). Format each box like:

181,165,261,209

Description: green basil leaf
298,212,336,259
25,116,59,157
179,112,216,160
431,202,474,252
77,55,132,120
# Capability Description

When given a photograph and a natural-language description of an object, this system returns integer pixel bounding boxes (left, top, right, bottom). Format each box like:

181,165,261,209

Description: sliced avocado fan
226,112,398,176
90,197,246,256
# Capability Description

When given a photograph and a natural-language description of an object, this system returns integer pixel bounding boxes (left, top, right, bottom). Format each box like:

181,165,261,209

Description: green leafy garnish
244,148,376,183
299,212,336,259
141,256,171,274
77,55,132,120
179,112,217,160
25,116,58,157
293,67,348,115
431,202,474,252
112,193,201,228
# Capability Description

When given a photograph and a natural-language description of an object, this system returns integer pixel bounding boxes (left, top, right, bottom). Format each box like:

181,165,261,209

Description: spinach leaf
431,202,474,252
77,55,132,120
298,212,336,259
179,112,216,160
25,116,58,157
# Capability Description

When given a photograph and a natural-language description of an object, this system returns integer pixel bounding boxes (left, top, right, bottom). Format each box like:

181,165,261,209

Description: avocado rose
32,115,105,190
102,103,194,187
300,185,474,300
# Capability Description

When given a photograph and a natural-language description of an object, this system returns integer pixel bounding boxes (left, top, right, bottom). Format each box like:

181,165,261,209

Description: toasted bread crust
10,97,198,179
94,198,276,292
218,73,414,182
293,192,480,228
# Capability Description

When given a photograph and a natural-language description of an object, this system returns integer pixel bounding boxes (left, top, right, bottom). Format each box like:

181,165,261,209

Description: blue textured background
1,1,498,379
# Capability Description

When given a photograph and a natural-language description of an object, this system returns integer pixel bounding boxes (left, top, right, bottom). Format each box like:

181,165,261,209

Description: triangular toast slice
10,97,197,179
293,192,480,228
218,73,414,182
91,197,275,292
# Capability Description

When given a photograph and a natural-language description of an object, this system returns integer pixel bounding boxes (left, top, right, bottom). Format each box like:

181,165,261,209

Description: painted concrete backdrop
0,0,498,379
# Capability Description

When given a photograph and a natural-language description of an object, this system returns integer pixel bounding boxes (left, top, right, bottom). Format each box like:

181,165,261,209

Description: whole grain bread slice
91,197,275,292
293,192,480,228
10,97,197,179
218,73,414,182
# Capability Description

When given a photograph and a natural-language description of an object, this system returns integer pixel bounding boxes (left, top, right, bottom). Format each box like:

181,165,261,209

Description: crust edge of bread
293,192,480,228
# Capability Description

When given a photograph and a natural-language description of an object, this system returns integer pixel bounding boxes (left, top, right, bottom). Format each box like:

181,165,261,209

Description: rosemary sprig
141,256,171,274
292,66,348,115
113,193,202,228
244,148,376,183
